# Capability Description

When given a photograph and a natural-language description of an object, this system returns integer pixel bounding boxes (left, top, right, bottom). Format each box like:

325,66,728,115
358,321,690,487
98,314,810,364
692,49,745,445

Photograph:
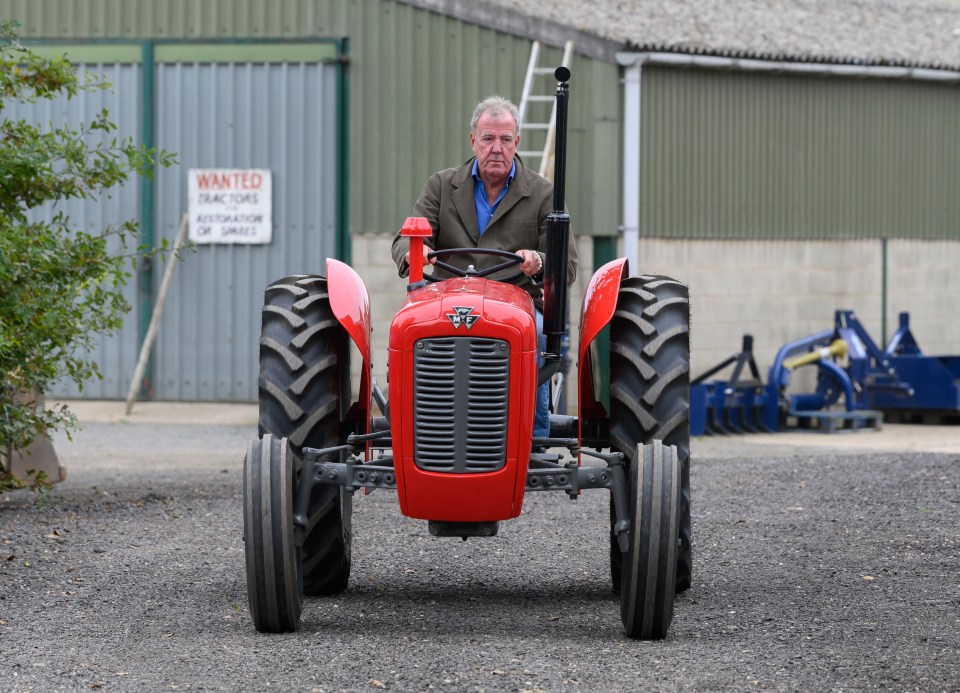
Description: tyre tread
243,435,302,633
609,274,693,595
620,441,679,639
257,274,352,595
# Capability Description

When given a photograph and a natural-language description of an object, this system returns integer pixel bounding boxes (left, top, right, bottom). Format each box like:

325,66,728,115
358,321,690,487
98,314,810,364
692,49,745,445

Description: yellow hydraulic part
783,338,848,370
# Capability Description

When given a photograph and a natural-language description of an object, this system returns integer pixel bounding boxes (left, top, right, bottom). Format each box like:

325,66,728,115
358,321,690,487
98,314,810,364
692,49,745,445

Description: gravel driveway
1,403,958,692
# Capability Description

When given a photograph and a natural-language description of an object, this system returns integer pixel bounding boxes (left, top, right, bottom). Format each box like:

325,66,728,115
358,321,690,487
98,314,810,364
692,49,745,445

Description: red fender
326,258,372,432
578,258,629,422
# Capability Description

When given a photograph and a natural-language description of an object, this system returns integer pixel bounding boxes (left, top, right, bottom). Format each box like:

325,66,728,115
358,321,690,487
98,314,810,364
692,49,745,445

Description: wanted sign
188,168,272,244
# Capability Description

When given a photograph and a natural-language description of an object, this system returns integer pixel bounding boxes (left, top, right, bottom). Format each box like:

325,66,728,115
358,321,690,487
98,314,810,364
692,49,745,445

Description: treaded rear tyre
244,434,302,633
609,275,692,593
620,441,680,640
258,274,352,595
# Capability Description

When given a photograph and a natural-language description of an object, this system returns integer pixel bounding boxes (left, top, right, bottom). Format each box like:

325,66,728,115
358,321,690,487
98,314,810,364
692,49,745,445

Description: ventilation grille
413,337,510,473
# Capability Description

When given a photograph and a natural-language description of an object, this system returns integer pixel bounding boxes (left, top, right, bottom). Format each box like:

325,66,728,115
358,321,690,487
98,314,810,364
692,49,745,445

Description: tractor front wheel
243,434,303,633
620,440,680,640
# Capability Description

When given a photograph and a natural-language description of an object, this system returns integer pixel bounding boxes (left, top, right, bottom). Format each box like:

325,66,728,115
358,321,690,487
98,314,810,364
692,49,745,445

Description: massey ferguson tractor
243,68,692,640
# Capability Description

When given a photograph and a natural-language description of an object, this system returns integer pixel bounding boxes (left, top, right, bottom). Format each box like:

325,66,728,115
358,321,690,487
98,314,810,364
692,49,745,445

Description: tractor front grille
413,337,510,473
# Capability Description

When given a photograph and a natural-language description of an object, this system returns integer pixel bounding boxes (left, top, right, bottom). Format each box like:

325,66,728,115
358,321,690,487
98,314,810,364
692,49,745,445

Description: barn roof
401,0,960,70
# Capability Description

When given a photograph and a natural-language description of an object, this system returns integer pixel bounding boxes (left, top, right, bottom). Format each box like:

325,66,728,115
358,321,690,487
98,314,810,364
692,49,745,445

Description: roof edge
622,40,960,75
617,50,960,83
393,0,624,62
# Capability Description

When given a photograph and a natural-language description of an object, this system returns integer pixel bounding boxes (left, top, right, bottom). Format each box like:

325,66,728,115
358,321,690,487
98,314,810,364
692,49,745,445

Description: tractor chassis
293,432,633,553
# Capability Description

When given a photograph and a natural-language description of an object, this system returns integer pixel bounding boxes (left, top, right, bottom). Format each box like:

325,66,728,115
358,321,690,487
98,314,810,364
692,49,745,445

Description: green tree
0,19,175,489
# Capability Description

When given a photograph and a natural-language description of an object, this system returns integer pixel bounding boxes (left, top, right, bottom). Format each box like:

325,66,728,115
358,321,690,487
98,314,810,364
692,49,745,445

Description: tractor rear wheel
620,441,680,640
243,434,302,632
609,275,692,593
258,274,352,595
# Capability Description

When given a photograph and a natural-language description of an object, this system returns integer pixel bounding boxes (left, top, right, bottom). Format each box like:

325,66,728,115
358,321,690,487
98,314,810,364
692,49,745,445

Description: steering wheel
424,247,527,284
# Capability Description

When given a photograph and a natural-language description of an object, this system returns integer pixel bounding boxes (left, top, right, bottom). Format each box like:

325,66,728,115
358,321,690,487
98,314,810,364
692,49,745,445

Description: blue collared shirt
472,159,516,235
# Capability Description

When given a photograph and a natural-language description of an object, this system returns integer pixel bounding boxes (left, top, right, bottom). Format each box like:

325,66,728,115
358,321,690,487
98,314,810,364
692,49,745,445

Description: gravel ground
1,404,958,692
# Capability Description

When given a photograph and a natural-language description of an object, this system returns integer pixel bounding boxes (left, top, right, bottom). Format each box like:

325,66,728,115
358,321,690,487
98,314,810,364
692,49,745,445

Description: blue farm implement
691,310,960,435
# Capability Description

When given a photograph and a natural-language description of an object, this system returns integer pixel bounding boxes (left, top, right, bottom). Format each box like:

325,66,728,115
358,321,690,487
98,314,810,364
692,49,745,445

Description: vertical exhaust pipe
542,66,571,363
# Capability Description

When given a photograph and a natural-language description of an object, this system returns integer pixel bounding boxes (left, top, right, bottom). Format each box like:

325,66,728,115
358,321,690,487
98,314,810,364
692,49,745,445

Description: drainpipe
615,51,960,275
620,60,642,273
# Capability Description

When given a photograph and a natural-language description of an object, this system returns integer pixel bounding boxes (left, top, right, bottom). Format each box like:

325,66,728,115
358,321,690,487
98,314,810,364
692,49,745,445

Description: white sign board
188,168,272,244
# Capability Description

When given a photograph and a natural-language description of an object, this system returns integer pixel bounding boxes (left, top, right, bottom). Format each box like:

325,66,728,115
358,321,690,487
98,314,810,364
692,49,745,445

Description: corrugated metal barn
3,0,959,402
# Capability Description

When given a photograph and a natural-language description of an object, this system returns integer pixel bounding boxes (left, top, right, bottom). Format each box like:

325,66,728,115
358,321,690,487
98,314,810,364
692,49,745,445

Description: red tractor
243,68,691,640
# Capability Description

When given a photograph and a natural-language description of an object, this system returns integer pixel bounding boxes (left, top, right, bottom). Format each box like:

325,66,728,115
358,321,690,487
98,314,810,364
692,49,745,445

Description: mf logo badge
447,306,479,330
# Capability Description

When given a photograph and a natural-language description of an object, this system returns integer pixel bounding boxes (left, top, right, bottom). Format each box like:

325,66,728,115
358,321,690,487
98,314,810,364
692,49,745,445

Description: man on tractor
390,94,578,438
245,71,690,640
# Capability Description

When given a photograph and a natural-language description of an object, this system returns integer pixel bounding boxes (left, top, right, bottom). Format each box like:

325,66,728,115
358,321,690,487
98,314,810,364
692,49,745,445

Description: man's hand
404,245,434,268
518,249,543,277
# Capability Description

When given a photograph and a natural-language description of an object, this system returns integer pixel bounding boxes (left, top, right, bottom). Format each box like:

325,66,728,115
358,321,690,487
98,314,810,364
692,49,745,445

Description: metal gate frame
26,38,350,400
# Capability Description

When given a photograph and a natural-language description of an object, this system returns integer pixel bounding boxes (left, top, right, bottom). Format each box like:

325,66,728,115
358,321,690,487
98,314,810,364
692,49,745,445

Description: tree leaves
0,20,175,464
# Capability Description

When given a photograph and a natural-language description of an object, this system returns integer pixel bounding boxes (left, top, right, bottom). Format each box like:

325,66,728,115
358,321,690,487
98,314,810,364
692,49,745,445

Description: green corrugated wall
344,2,619,236
641,66,960,240
11,1,958,243
0,0,621,238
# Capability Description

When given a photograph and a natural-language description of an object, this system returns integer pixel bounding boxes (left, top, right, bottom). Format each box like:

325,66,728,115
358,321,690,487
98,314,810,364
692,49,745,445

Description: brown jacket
391,156,578,309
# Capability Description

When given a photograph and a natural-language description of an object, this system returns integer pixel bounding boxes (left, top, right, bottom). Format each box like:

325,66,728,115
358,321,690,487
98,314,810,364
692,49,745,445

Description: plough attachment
690,335,774,435
691,310,960,435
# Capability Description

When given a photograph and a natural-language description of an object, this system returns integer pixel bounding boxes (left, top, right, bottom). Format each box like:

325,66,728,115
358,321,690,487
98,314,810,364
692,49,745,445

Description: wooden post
124,213,190,415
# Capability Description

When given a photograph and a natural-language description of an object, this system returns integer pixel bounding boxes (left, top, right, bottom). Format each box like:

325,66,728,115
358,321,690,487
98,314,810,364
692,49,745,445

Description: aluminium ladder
517,40,575,181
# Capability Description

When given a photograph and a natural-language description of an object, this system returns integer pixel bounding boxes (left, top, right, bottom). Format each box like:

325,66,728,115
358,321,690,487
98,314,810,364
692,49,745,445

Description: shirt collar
472,159,517,184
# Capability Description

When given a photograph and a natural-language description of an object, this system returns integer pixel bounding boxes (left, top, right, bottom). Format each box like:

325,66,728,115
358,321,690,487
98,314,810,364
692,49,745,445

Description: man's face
470,111,519,184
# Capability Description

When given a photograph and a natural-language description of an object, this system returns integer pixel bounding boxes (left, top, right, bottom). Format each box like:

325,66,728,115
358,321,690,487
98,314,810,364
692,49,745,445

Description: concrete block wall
888,240,960,356
349,234,960,405
349,233,405,391
635,239,881,378
636,238,960,383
